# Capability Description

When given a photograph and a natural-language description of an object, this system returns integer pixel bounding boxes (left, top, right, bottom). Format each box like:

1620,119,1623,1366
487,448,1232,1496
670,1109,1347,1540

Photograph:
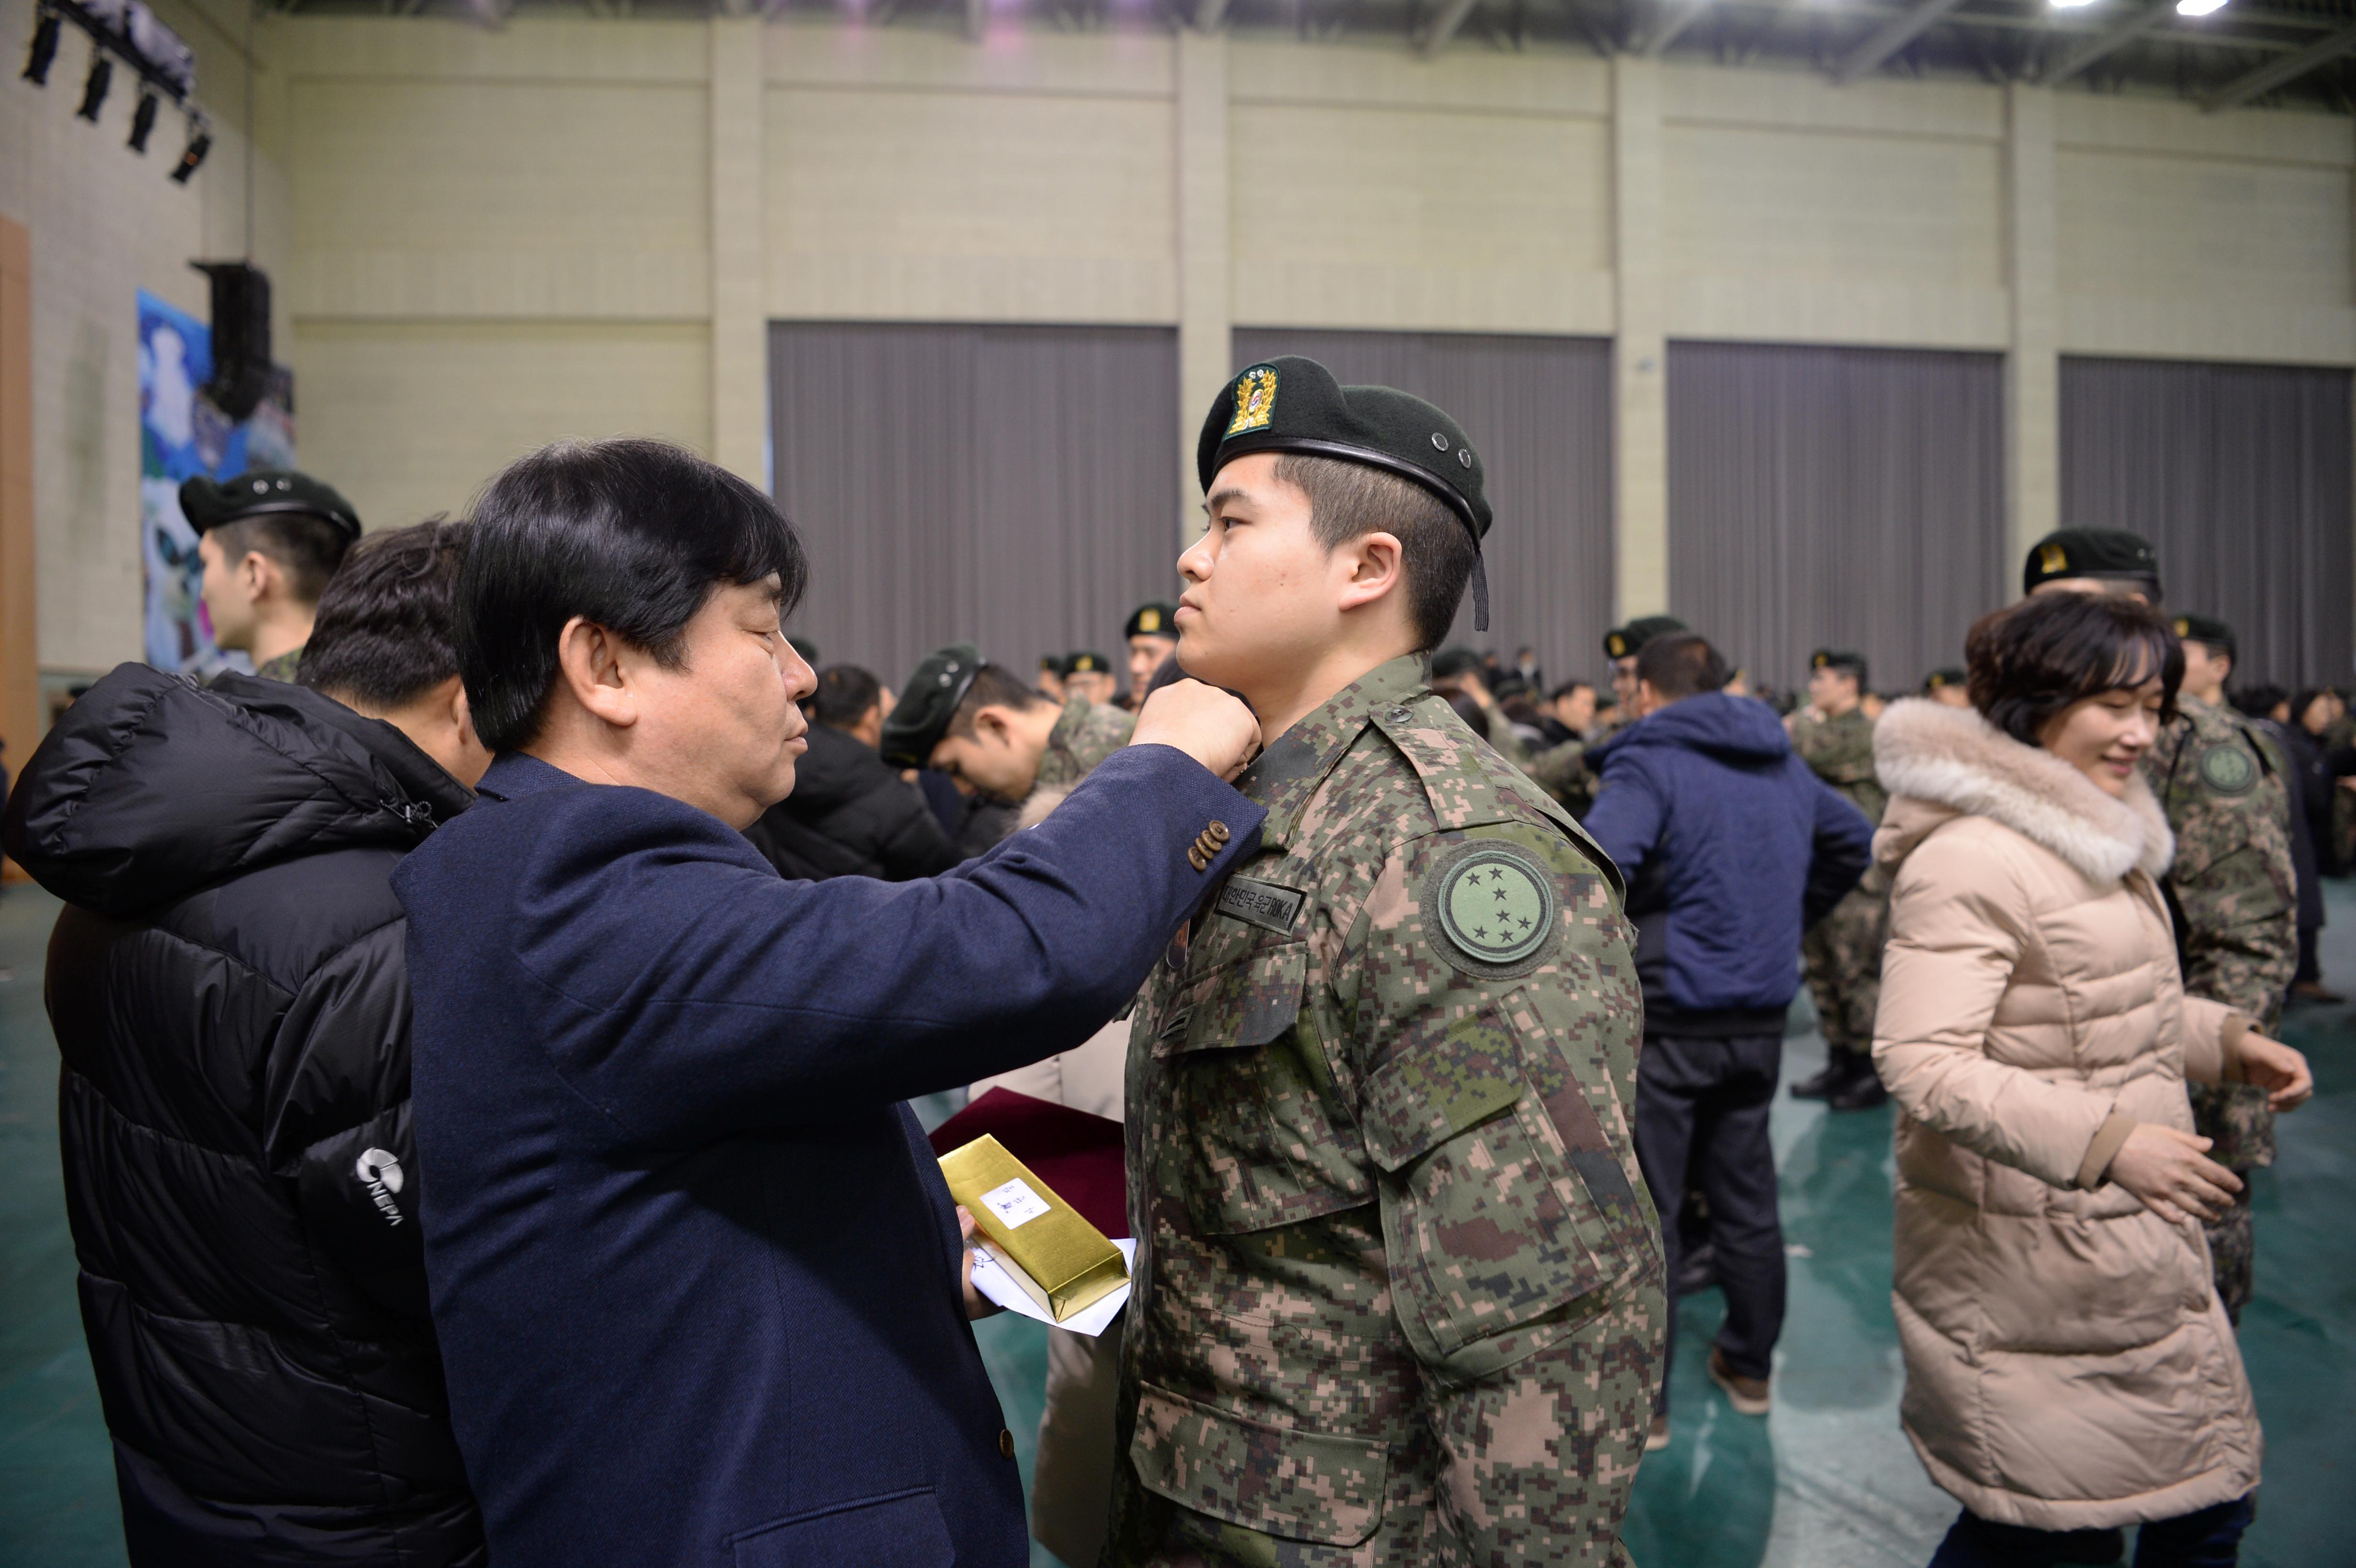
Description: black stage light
75,51,109,120
22,10,59,85
128,89,158,151
169,129,210,184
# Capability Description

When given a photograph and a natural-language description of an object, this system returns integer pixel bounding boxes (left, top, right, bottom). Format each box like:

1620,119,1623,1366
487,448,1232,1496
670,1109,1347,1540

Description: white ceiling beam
2043,0,2171,85
1419,0,1479,54
1831,0,1969,83
1641,0,1710,56
2204,19,2356,108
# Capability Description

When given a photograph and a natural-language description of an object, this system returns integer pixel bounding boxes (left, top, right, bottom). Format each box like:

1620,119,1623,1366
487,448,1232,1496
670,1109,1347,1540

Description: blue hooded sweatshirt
1582,691,1872,1033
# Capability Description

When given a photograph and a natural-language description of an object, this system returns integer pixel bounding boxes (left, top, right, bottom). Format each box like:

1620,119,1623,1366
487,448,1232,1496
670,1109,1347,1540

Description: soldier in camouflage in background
2027,533,2297,1324
1787,650,1890,1111
1105,358,1664,1568
1522,619,1688,820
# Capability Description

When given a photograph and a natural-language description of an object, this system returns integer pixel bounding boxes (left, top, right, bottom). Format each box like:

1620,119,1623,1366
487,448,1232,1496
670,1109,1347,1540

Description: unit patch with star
1225,364,1279,436
1423,841,1559,978
2198,741,2258,796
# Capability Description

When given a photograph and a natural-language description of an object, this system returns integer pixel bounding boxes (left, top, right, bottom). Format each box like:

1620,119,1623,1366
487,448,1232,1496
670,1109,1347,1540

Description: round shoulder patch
1428,843,1557,974
2198,741,2258,796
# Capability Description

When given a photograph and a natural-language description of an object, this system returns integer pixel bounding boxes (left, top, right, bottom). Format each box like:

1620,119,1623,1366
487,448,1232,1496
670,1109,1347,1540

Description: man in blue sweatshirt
1583,632,1871,1449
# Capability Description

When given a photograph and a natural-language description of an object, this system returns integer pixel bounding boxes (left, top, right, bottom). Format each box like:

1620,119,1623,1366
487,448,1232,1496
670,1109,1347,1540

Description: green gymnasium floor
3,880,2349,1568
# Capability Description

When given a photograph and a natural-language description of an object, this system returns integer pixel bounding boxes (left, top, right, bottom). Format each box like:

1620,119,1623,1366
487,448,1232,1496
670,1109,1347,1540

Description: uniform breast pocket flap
1156,943,1309,1057
1129,1380,1387,1548
1361,1005,1621,1360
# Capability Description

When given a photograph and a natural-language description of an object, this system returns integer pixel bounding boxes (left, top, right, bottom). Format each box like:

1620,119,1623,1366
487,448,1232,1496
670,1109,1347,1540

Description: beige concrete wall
14,14,2355,669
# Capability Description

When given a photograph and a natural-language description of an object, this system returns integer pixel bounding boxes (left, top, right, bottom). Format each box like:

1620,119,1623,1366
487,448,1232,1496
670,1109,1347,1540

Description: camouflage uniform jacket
252,648,304,683
1106,655,1666,1568
1789,707,1886,827
2144,696,2297,1027
1524,738,1600,821
1038,695,1137,794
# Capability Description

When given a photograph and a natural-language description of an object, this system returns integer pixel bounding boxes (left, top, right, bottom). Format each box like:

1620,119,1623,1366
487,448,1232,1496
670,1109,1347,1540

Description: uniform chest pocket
1150,944,1370,1238
1361,998,1648,1364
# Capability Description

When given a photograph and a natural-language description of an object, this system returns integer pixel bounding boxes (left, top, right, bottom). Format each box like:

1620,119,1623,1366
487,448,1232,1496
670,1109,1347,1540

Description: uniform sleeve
1803,772,1874,928
1874,830,2121,1191
1348,824,1664,1554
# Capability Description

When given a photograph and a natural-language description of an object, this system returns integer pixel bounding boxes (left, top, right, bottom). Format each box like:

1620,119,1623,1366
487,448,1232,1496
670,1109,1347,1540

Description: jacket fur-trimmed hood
1872,697,2172,884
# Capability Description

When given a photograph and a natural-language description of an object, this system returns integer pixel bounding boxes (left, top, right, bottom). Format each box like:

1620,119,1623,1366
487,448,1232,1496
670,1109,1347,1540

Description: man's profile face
1175,453,1343,696
1930,683,1973,709
1611,655,1640,712
1556,685,1596,734
196,531,260,652
1808,665,1859,715
1128,635,1175,699
2179,639,2230,697
629,577,811,826
926,709,1041,804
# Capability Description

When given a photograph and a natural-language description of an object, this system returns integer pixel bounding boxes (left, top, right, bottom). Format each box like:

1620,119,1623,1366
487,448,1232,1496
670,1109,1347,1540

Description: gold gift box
938,1135,1128,1324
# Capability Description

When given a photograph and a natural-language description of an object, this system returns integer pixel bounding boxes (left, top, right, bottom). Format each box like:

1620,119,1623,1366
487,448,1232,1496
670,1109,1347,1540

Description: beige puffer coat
1870,698,2262,1531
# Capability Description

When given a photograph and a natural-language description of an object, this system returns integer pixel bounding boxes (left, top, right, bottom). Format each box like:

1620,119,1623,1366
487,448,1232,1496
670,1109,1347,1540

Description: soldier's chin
1175,637,1232,689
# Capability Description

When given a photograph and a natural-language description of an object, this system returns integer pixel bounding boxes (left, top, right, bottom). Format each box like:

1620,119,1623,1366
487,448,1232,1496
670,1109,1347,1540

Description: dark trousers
1927,1496,2255,1568
1631,1030,1786,1412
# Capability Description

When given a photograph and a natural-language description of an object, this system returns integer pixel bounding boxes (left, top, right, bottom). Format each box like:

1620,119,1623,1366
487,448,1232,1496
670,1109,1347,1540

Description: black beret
2023,528,2159,596
1066,651,1112,676
1602,615,1687,662
180,469,361,543
1039,653,1067,675
1922,667,1967,693
879,643,985,770
1811,649,1867,674
1196,358,1490,543
2172,613,2236,658
1124,602,1178,642
1429,646,1484,682
788,636,821,665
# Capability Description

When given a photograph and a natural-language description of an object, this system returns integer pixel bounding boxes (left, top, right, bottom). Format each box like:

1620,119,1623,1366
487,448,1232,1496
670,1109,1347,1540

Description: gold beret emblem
1606,633,1627,658
2039,542,2068,575
1226,365,1279,437
1138,609,1161,633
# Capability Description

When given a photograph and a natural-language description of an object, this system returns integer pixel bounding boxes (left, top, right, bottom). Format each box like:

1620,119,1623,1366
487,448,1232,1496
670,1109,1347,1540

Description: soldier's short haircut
1636,633,1729,701
1271,454,1473,653
1817,659,1867,692
210,512,354,608
298,518,466,711
813,664,882,730
458,438,807,752
1549,679,1595,702
1965,592,2181,746
946,663,1050,740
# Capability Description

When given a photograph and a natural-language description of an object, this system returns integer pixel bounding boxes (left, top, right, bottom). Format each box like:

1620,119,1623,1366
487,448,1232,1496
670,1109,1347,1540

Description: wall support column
2005,84,2060,583
1175,31,1231,544
0,213,34,873
710,16,767,486
1612,56,1668,621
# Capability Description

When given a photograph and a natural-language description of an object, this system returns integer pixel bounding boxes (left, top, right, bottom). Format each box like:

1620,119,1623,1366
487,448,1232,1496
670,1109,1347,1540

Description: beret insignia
2039,542,2068,575
1425,843,1559,977
1225,364,1278,437
2173,618,2191,636
1605,633,1628,659
1138,608,1161,633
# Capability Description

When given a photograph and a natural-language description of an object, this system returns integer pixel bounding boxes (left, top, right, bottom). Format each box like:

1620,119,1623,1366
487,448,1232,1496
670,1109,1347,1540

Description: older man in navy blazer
393,439,1264,1568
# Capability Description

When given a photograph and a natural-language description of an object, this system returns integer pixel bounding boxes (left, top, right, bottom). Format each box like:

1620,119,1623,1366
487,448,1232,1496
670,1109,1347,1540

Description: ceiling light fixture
128,87,157,150
22,9,59,84
169,127,209,183
74,49,109,119
2175,0,2225,15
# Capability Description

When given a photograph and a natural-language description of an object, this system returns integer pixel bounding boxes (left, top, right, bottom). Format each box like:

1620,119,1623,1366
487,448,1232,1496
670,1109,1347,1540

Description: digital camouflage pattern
1524,739,1601,821
1106,655,1666,1568
1790,708,1888,1053
2143,695,2296,1322
1039,695,1137,794
252,648,304,683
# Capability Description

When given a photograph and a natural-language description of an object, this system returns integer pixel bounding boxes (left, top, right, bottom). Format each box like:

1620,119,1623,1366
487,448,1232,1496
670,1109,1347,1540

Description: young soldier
1788,649,1890,1110
1523,617,1685,818
1123,601,1180,710
2026,533,2296,1323
183,469,362,680
1920,667,1971,708
882,645,1135,822
1106,358,1664,1567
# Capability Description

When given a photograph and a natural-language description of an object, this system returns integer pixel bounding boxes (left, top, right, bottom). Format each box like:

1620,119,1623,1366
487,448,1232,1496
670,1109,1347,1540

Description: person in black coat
0,519,492,1567
393,439,1263,1568
744,664,958,880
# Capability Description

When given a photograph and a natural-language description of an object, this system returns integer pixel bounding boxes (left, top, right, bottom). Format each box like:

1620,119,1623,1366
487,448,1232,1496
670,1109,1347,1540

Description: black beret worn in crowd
1603,615,1688,662
880,643,985,770
2022,528,2160,597
1811,649,1867,674
1196,356,1494,629
1125,602,1178,642
1922,667,1967,694
1066,652,1112,677
180,468,363,543
2173,613,2236,659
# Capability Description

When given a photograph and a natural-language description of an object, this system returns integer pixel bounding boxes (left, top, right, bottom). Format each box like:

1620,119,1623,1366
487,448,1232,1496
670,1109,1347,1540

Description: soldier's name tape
1216,876,1307,935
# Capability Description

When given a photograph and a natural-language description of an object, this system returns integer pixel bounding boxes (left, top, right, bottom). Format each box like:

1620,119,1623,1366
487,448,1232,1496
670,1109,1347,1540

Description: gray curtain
769,322,1181,691
1232,330,1614,693
2061,357,2354,690
1666,341,2006,697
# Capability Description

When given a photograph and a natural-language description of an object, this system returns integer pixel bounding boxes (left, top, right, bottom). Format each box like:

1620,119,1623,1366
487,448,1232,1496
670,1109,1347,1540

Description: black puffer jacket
743,721,959,881
1,666,484,1567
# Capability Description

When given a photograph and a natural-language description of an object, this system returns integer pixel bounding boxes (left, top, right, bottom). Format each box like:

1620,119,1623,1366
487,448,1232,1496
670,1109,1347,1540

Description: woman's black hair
1965,592,2182,747
457,439,807,752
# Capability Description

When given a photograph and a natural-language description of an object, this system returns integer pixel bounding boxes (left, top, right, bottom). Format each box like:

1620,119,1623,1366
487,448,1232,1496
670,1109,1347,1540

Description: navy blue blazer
392,746,1262,1567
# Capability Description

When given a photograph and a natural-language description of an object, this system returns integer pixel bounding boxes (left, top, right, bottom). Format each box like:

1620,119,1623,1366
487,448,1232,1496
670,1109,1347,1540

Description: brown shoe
2291,980,2344,1004
1645,1413,1671,1452
1708,1347,1771,1416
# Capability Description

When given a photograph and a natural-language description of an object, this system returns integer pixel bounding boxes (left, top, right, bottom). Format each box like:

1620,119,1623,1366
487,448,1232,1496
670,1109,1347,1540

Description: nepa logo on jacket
355,1147,406,1227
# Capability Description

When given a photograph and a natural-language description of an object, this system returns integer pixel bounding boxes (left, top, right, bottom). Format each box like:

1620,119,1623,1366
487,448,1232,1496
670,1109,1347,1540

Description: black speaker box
190,261,273,422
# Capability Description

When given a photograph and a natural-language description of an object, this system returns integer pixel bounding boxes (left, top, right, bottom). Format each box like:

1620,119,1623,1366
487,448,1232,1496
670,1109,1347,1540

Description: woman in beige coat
1870,593,2311,1568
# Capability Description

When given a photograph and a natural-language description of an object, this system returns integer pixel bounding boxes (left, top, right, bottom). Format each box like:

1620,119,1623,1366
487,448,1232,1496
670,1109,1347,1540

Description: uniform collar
1235,653,1430,851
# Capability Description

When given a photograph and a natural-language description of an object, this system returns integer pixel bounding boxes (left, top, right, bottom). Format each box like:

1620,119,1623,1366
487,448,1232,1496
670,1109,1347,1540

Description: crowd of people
0,353,2343,1568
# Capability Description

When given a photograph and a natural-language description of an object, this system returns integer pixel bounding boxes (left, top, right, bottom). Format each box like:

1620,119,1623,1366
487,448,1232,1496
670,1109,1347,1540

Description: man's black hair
1965,593,2181,746
2231,685,2289,722
946,664,1050,740
813,665,883,730
1272,454,1473,653
458,439,806,752
211,513,354,607
1549,678,1595,702
298,518,467,710
1636,632,1729,701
